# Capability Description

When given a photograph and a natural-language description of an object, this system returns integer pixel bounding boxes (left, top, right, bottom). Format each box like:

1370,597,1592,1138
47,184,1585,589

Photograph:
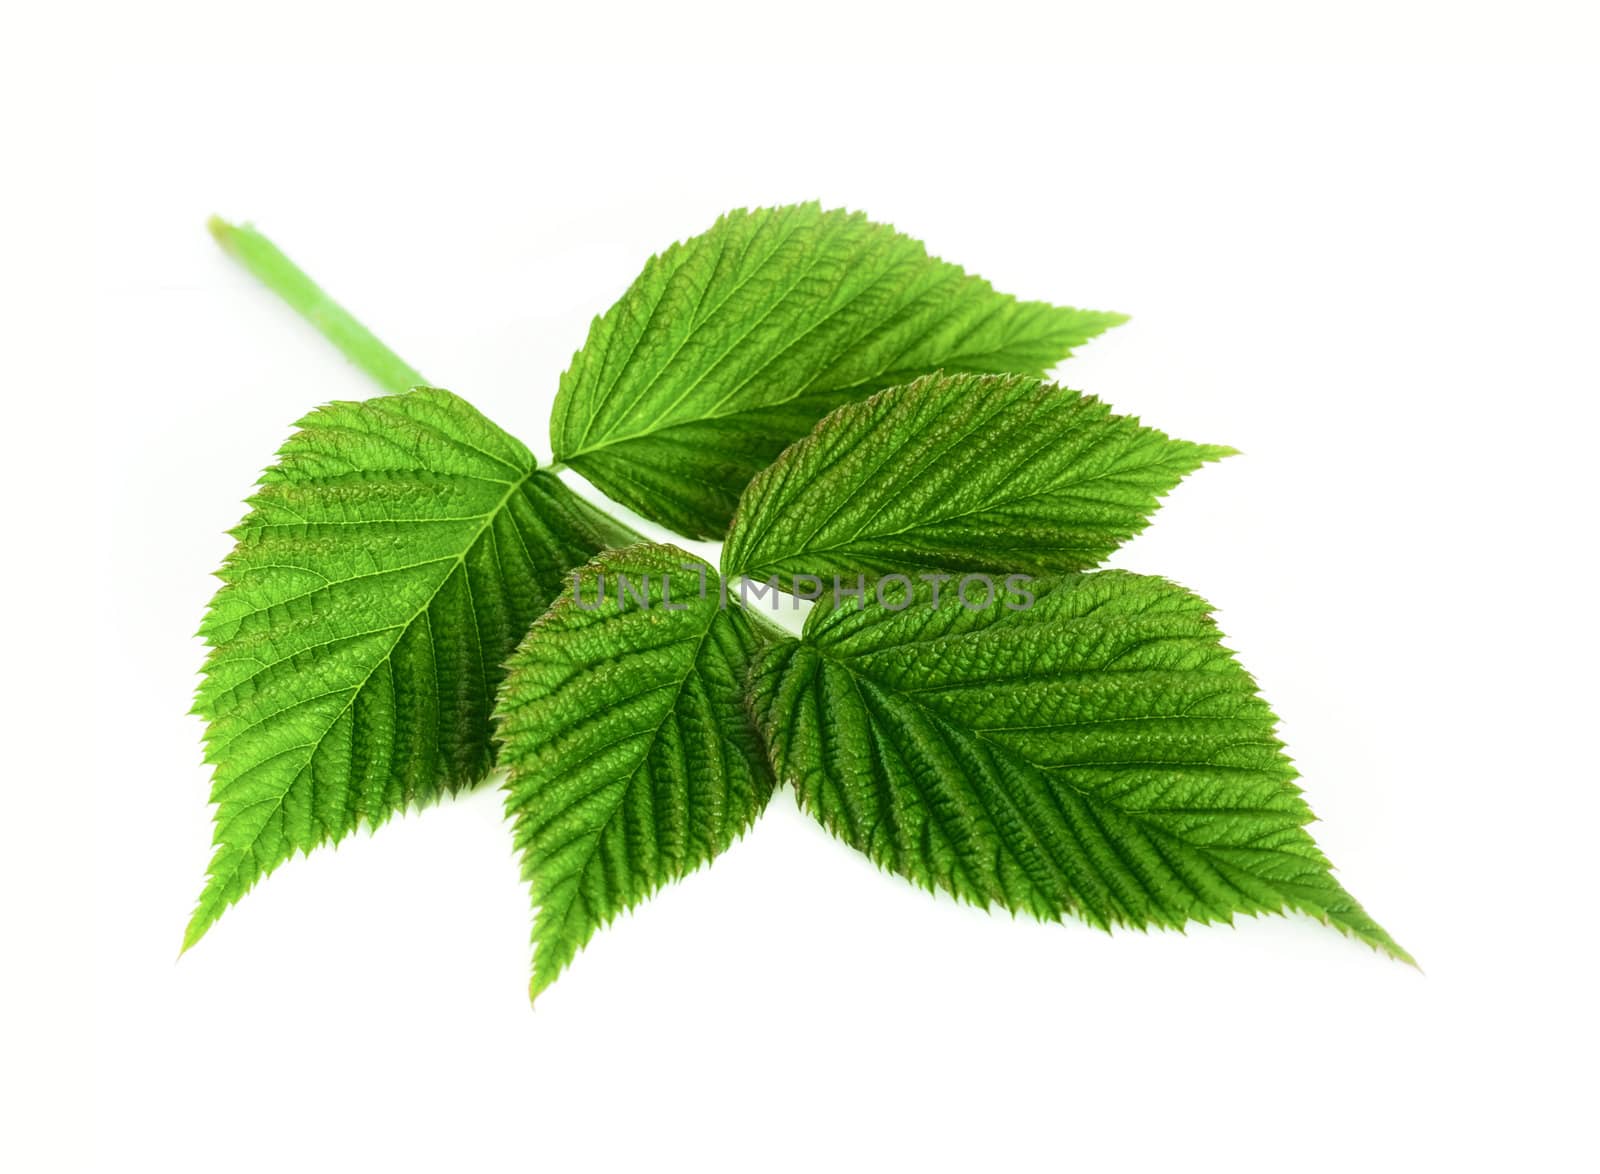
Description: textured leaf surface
549,203,1125,538
722,372,1232,583
747,572,1409,961
188,389,637,949
495,543,776,998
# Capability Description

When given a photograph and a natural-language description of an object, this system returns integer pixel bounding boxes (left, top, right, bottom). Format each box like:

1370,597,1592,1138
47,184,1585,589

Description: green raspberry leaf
494,543,776,999
722,371,1232,584
187,388,637,950
549,203,1125,539
746,571,1410,963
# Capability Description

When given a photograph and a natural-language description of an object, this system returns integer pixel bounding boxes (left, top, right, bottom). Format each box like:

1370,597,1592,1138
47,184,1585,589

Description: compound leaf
722,371,1232,584
187,388,637,949
746,571,1410,962
549,203,1125,538
495,543,776,999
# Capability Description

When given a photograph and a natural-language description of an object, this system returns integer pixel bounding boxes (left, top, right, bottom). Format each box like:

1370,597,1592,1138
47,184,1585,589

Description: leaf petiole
207,216,427,395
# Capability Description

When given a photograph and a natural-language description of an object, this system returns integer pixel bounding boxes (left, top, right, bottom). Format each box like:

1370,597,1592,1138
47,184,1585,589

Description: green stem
210,220,654,554
208,216,428,395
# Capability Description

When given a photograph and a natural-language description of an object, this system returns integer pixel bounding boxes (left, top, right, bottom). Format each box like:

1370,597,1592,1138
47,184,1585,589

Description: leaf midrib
556,238,980,464
804,637,1295,862
199,466,542,922
805,644,1328,933
534,598,735,953
560,211,809,459
726,395,1164,579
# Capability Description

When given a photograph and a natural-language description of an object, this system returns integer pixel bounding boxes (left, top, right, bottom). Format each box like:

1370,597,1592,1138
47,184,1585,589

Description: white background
8,4,1599,1171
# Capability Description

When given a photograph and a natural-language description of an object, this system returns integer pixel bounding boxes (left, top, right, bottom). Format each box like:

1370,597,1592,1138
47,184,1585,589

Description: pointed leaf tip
746,571,1407,959
496,543,777,998
188,390,637,941
722,372,1230,583
551,203,1127,537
